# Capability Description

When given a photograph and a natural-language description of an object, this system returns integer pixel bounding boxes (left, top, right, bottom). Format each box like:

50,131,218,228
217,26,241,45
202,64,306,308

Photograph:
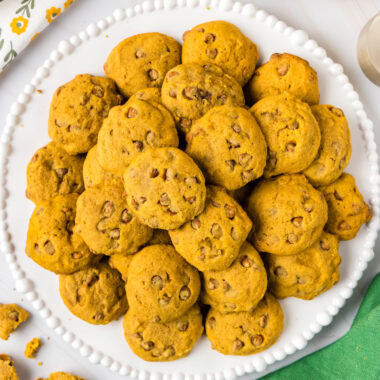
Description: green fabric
262,273,380,380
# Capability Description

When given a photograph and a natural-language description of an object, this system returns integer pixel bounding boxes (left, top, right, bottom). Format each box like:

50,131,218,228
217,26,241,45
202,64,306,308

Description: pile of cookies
25,20,372,361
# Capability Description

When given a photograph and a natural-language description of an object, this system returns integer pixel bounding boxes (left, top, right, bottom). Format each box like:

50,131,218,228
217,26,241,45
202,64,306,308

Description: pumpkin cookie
97,97,178,176
37,372,85,380
246,53,319,105
250,92,320,178
0,304,29,340
83,146,122,189
109,254,133,282
201,242,267,312
124,147,206,230
26,194,97,274
247,174,328,255
186,106,267,190
169,186,252,271
266,231,341,299
26,142,84,204
126,245,200,323
104,33,181,98
182,21,259,86
206,293,284,355
59,261,128,325
320,173,372,240
76,183,152,255
147,229,172,245
303,105,352,186
48,74,122,155
0,354,19,380
123,304,203,361
161,63,245,134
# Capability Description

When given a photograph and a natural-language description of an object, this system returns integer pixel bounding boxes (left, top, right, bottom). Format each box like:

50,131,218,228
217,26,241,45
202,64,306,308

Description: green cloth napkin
262,273,380,380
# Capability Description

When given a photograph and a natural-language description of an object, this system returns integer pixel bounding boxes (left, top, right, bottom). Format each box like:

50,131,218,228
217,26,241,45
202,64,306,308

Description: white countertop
0,0,379,379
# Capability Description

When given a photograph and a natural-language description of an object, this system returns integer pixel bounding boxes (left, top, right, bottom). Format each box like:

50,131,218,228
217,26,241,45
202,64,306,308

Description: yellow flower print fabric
0,0,77,71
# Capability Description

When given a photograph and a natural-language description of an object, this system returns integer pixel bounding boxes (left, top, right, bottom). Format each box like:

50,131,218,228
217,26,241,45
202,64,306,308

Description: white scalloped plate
2,1,380,379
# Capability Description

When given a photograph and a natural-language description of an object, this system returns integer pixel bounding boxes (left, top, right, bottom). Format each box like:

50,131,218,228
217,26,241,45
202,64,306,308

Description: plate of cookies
2,0,379,379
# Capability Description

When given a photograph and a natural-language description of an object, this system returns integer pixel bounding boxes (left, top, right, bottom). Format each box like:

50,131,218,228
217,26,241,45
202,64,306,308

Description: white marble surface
0,1,379,379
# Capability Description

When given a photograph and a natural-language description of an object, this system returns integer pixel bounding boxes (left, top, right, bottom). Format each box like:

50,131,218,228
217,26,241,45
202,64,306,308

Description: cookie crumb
105,34,109,38
38,361,43,366
36,89,43,94
25,337,42,358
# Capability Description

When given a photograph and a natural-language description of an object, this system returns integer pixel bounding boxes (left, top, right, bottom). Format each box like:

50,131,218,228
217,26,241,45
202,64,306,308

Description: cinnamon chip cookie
186,105,267,190
26,194,97,274
59,261,128,325
161,63,245,134
247,174,328,255
206,293,284,355
201,242,267,312
266,231,341,299
97,97,178,176
246,53,319,105
48,74,122,155
320,173,372,240
75,183,152,255
126,245,200,323
182,21,259,86
123,304,203,361
303,104,352,186
124,147,206,230
169,186,252,271
104,33,181,98
26,142,84,204
250,92,320,178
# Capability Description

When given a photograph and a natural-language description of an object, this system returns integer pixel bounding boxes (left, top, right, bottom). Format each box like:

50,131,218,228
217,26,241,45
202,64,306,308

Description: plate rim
1,0,380,378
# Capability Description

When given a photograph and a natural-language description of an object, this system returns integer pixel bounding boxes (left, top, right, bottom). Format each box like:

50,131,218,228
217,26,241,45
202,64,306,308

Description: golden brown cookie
75,183,152,255
26,142,84,204
25,337,41,358
147,229,172,245
182,21,259,86
0,354,19,380
37,372,85,380
97,97,178,176
48,74,122,155
320,173,372,240
83,146,122,189
26,194,97,274
246,53,319,105
123,304,203,361
161,63,245,134
124,147,206,230
250,92,320,178
0,304,29,340
108,254,133,282
205,293,284,355
169,186,252,271
303,105,352,186
104,33,181,98
201,242,267,312
186,105,267,190
126,245,200,323
247,174,328,255
59,261,128,325
265,231,341,299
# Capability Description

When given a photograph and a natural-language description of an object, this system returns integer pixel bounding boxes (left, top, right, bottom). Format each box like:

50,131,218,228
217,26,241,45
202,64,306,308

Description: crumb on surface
37,89,43,94
105,34,109,38
19,124,24,128
38,361,43,366
25,337,42,359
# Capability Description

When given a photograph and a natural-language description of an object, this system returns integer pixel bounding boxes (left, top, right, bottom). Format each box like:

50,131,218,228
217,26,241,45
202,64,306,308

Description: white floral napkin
0,0,77,72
